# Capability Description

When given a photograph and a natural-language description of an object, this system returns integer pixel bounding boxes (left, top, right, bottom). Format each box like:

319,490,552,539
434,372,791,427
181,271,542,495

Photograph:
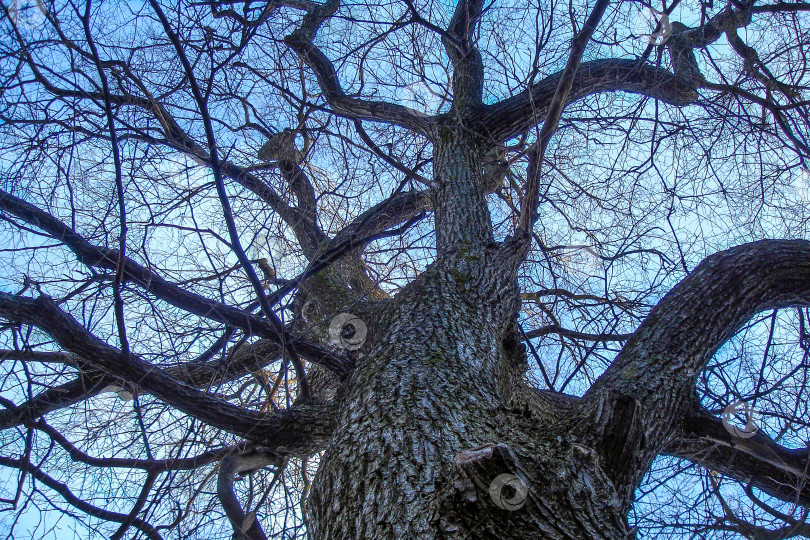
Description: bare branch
283,0,433,134
442,0,485,111
579,240,810,493
0,455,163,540
522,324,633,343
664,406,810,507
217,449,280,540
0,293,336,454
0,371,109,430
483,59,698,147
517,0,611,234
0,189,351,377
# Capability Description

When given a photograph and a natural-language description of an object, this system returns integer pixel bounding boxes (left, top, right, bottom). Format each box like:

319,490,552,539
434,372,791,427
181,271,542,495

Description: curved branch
669,3,751,49
664,407,810,507
0,189,351,378
525,386,810,508
30,420,252,473
578,240,810,501
266,191,428,303
0,371,109,430
482,59,699,143
283,0,432,134
283,34,433,134
0,455,163,540
217,449,279,540
589,240,810,411
0,336,290,430
0,293,336,454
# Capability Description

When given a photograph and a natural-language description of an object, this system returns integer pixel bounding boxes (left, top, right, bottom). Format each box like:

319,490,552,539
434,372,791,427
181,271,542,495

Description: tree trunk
306,252,634,538
306,134,634,539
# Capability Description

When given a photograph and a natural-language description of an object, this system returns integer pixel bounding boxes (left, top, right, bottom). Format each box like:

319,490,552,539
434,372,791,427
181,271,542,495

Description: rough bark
302,240,810,538
304,129,637,538
5,1,810,536
305,244,638,538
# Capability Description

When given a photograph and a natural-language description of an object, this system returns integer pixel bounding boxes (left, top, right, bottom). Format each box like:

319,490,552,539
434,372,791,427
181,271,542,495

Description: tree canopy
1,0,810,538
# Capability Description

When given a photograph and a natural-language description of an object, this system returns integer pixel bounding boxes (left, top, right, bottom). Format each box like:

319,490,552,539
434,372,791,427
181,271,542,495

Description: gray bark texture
293,125,810,538
3,0,810,537
299,127,636,538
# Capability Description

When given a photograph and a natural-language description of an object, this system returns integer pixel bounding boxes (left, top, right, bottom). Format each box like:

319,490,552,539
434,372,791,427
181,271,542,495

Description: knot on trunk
436,443,534,537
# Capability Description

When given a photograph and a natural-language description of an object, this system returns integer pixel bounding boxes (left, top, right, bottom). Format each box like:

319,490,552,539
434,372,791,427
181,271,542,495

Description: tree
1,0,809,537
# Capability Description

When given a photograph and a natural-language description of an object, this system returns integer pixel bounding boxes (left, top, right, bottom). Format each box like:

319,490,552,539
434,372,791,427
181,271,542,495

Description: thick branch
330,189,429,249
442,0,485,111
579,240,810,498
283,0,432,134
0,189,351,377
482,59,699,143
589,240,810,412
217,449,279,540
752,2,810,13
527,388,810,508
669,4,751,49
664,407,810,507
0,293,336,454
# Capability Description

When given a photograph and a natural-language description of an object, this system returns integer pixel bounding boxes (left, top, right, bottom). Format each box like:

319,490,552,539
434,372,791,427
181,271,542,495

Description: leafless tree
1,0,809,537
